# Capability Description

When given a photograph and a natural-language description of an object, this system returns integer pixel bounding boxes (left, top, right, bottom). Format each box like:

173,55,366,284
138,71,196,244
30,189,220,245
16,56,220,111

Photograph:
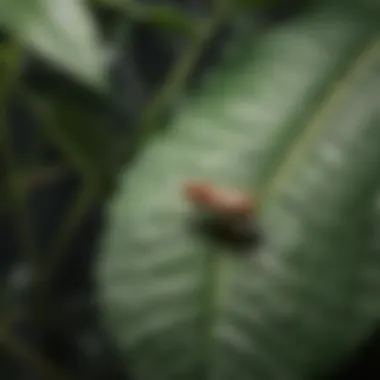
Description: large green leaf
0,0,106,89
97,2,380,379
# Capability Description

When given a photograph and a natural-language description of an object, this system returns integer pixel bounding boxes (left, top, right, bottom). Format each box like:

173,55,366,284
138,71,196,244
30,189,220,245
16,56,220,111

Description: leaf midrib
202,34,380,379
259,36,380,205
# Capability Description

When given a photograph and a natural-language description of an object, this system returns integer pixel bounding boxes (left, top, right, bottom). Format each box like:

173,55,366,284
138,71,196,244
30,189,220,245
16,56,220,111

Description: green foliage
0,0,380,380
97,1,380,380
0,0,107,89
93,0,200,35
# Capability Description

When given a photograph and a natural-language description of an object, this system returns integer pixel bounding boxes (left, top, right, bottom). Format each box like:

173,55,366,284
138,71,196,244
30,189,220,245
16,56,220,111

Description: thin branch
134,0,234,147
0,41,39,264
25,93,100,183
18,89,105,303
36,182,99,290
92,0,199,36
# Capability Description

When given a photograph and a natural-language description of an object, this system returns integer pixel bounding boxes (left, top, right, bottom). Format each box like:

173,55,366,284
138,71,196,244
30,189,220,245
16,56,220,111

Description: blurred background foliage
0,0,379,379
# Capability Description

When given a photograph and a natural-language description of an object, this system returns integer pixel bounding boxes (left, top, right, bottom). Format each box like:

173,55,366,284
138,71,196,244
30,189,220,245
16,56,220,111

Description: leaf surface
0,0,106,88
97,2,380,379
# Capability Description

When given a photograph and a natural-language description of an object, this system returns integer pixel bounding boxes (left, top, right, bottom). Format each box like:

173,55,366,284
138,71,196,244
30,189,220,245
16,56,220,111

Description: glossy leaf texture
0,0,107,89
97,2,380,380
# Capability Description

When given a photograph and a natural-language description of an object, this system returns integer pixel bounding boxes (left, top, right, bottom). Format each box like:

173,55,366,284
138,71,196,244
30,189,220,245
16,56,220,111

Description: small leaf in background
0,0,107,90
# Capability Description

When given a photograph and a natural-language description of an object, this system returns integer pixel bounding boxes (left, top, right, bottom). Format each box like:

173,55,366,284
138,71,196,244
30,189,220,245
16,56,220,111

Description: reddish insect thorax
184,181,254,216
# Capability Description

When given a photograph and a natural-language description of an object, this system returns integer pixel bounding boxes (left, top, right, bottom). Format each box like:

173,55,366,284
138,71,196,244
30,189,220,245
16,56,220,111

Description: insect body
184,180,261,249
184,180,255,217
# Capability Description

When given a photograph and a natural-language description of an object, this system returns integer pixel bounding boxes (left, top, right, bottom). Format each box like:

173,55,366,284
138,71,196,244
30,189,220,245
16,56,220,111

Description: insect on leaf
97,2,380,380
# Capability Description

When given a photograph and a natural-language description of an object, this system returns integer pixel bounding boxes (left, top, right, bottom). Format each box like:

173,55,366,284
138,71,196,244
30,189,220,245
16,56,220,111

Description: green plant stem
135,0,235,148
91,0,199,36
259,36,380,206
25,92,100,183
39,182,99,289
0,41,39,265
21,90,104,287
